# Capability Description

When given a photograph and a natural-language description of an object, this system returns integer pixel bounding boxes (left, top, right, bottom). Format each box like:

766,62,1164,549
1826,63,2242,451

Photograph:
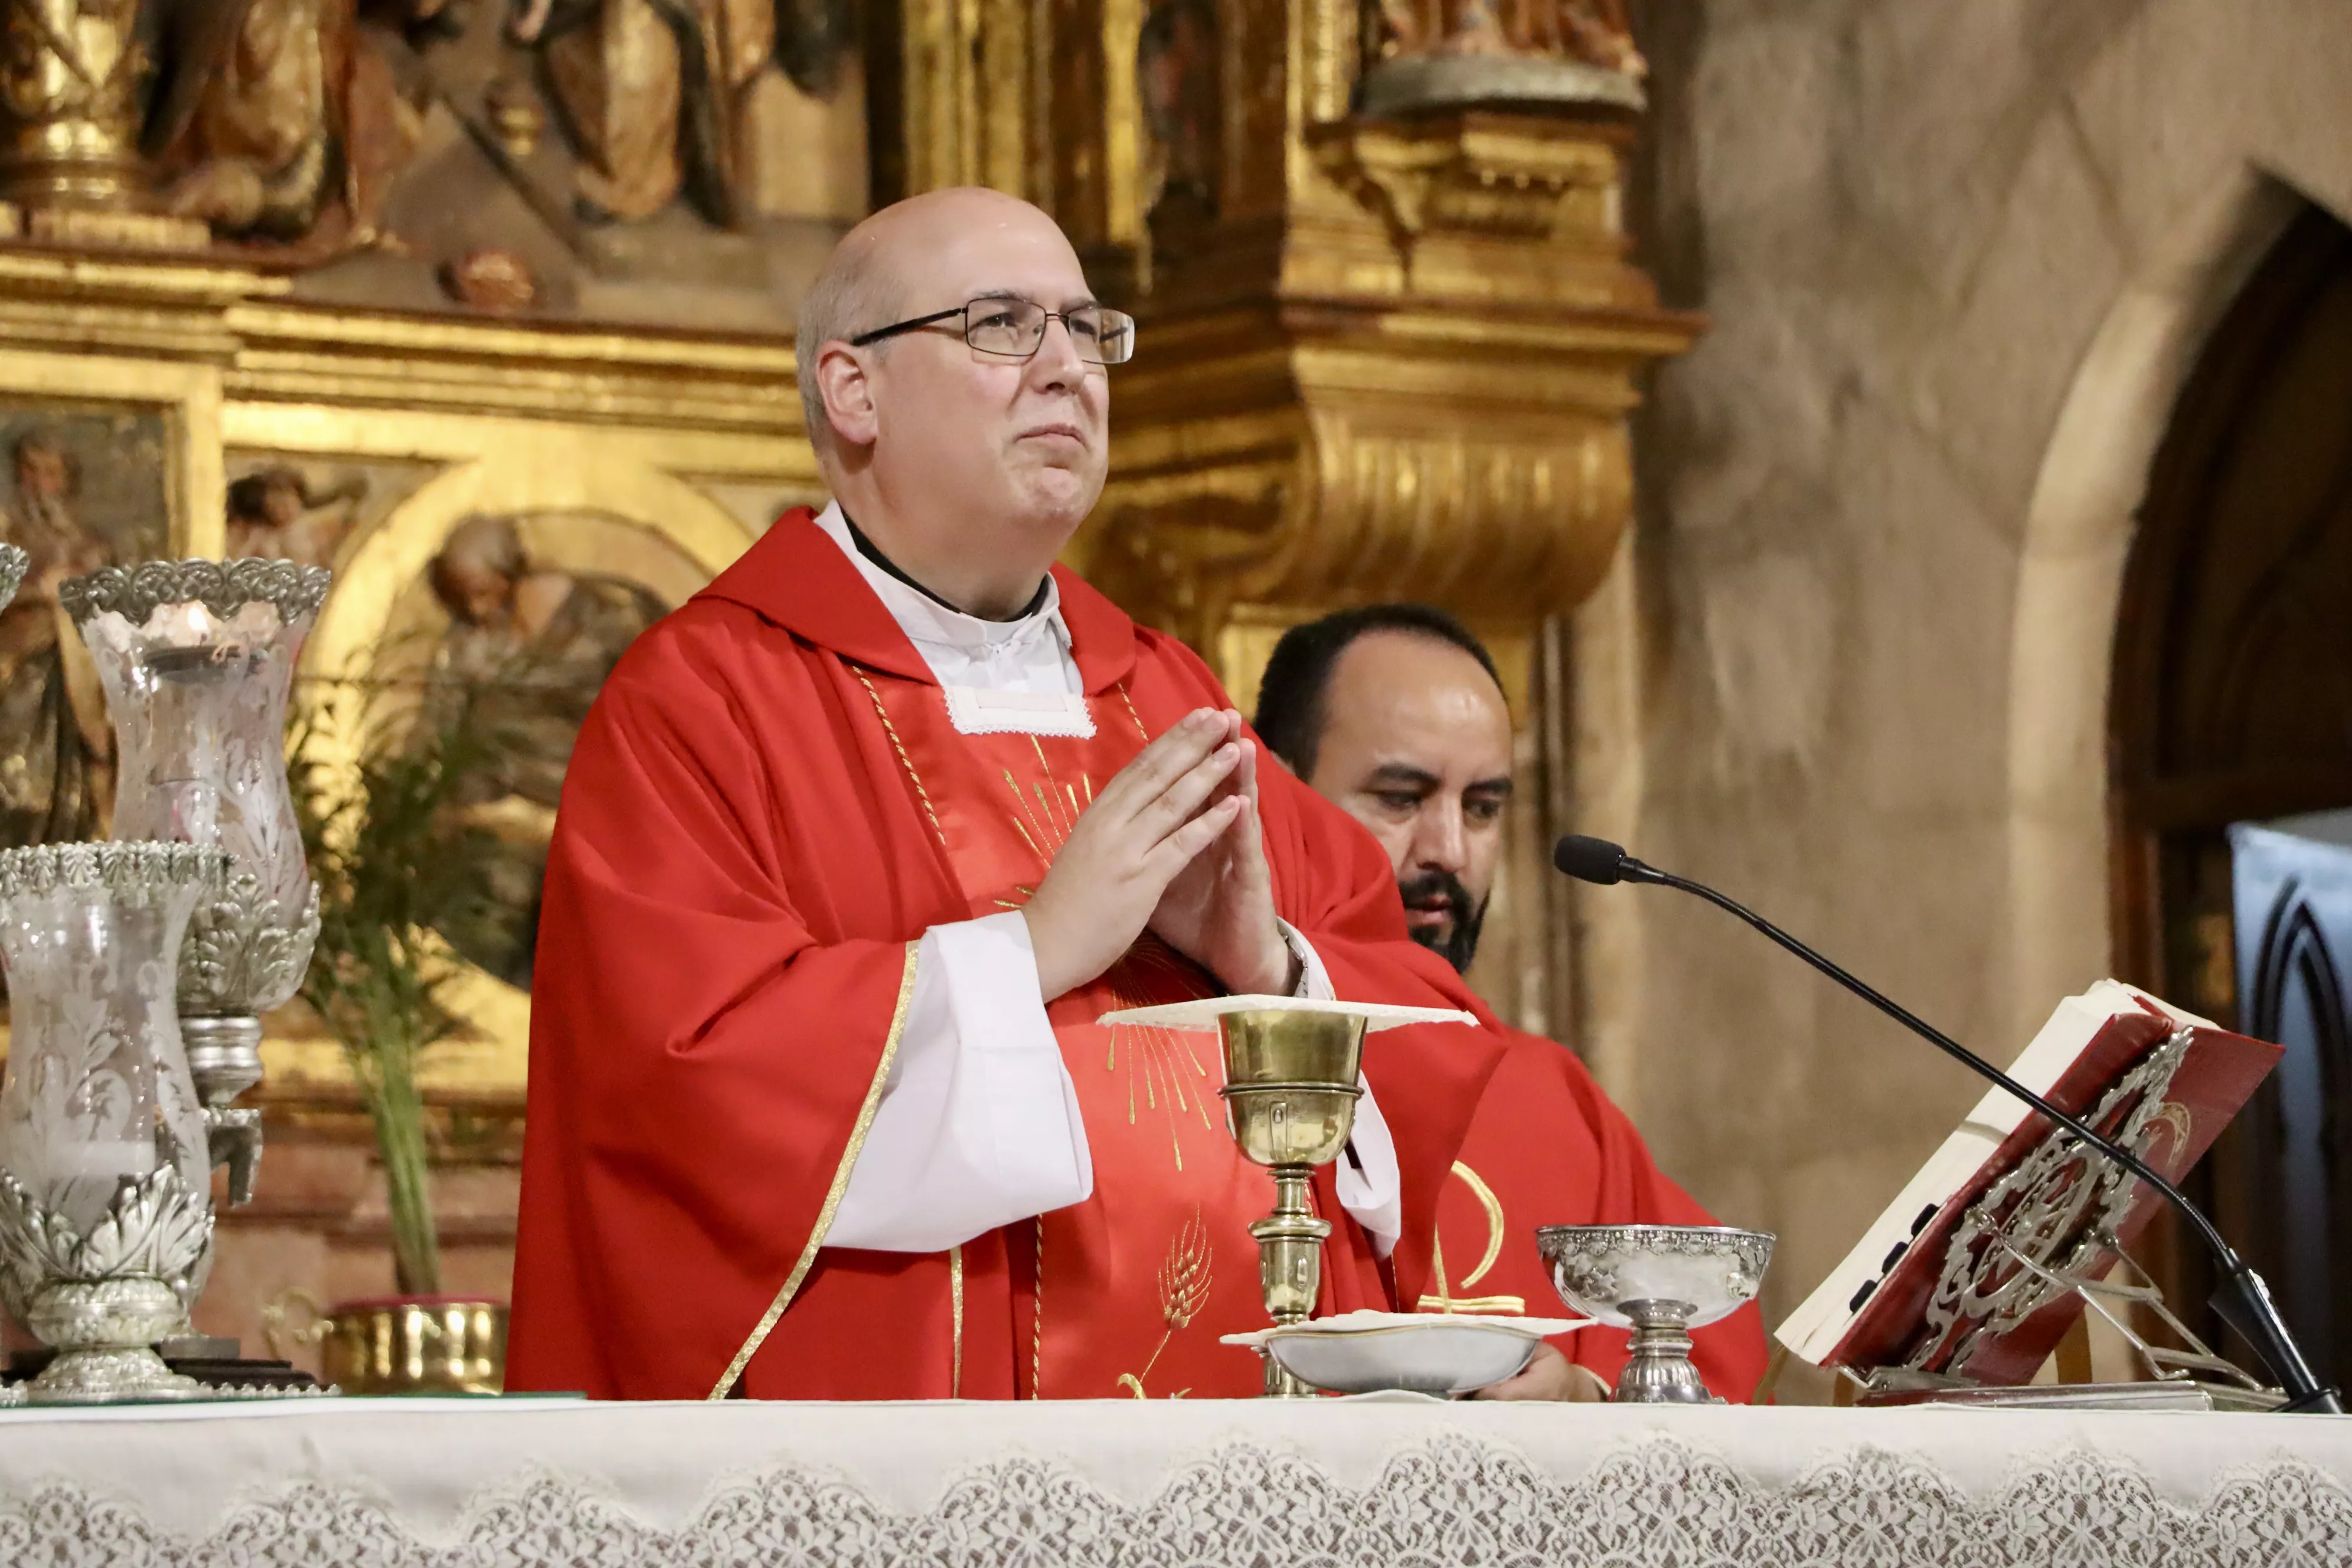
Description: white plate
1220,1311,1591,1397
1097,995,1478,1033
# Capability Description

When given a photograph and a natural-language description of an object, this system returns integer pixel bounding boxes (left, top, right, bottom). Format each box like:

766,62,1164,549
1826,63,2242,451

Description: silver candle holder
0,842,227,1404
62,560,331,1213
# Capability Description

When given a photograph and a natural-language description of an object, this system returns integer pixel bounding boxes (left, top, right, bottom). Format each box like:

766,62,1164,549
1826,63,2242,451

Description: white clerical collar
812,502,1087,730
813,501,1072,665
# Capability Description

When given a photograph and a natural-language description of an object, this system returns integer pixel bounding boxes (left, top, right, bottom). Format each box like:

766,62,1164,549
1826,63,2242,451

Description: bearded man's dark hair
1252,603,1501,780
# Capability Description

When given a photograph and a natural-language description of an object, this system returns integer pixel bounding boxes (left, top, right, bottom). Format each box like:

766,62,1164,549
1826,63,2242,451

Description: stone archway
1992,13,2352,1380
2001,173,2301,1047
1999,0,2352,1043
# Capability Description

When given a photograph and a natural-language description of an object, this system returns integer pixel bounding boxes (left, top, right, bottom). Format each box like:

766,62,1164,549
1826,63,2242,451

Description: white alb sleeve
825,912,1093,1252
1278,919,1334,999
1275,920,1398,1254
1338,1076,1403,1256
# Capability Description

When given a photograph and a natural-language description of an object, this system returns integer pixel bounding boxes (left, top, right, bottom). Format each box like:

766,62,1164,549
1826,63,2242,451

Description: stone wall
1596,0,2352,1351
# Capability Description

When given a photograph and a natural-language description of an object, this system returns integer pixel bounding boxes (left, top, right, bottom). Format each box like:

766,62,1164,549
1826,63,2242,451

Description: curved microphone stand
1553,834,2340,1415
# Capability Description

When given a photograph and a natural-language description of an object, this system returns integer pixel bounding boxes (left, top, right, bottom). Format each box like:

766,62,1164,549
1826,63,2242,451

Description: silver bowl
1537,1224,1773,1403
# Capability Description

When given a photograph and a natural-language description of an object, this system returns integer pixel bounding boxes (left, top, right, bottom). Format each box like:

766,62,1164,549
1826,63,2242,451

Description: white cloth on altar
811,503,1399,1255
4,1397,2348,1563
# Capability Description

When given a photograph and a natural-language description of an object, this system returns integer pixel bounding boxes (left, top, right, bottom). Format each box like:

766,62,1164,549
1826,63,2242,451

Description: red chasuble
508,509,1507,1400
1407,1027,1771,1402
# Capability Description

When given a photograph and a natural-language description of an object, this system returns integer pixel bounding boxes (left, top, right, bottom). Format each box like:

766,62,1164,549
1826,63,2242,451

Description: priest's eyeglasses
849,298,1137,365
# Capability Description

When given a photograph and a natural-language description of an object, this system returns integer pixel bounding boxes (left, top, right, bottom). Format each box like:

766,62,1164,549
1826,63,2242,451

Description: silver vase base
181,1013,265,1106
1614,1299,1720,1404
26,1346,204,1406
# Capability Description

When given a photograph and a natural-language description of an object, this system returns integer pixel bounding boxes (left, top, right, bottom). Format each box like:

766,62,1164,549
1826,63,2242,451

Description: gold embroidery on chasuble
1420,1159,1527,1315
858,668,1295,1399
711,940,921,1399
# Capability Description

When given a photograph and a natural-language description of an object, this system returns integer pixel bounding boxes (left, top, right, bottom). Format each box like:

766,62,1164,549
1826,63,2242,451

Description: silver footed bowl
1537,1224,1773,1329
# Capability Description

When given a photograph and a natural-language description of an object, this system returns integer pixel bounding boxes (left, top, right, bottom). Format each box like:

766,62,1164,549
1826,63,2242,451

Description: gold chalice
1100,995,1479,1399
1218,1008,1366,1397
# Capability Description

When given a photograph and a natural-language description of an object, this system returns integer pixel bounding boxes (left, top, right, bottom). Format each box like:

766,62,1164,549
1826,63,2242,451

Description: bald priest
511,190,1693,1402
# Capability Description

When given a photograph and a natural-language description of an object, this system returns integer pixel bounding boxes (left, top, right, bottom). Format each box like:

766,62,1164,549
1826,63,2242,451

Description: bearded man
1256,604,1769,1400
509,190,1580,1402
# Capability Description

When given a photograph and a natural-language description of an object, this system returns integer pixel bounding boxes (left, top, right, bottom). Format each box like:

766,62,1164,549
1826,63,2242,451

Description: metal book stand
1853,1028,2285,1412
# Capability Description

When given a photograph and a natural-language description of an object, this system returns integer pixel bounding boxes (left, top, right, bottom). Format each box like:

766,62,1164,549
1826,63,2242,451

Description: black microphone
1554,833,2341,1414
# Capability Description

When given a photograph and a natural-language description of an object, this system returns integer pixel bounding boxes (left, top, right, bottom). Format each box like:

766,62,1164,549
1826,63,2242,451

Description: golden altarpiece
0,0,1691,1350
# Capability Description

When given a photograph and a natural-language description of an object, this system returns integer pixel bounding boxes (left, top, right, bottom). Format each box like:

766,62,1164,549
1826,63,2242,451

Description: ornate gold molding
1082,292,1684,656
1012,4,1695,704
223,303,803,435
1077,134,1689,704
0,242,811,1121
1305,113,1640,308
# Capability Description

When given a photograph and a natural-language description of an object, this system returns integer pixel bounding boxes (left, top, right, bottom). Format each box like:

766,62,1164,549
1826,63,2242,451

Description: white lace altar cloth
3,1397,2351,1566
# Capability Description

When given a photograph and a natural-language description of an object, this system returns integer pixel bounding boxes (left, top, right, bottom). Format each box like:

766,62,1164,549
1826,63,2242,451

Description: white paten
1220,1310,1595,1397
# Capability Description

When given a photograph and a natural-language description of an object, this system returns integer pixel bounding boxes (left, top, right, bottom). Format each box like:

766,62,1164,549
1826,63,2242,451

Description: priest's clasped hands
1021,707,1298,1002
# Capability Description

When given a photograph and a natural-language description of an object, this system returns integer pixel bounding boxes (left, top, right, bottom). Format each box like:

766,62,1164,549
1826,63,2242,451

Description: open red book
1777,981,2282,1387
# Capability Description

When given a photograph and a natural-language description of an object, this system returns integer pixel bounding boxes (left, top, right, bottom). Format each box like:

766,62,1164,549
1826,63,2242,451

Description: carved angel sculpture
141,0,417,253
508,0,775,228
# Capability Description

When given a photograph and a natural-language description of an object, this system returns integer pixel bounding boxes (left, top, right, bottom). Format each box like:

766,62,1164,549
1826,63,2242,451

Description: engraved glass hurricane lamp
0,842,226,1404
61,560,331,1206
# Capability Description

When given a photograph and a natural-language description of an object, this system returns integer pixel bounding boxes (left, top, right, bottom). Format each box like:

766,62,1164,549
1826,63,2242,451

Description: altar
2,1397,2348,1566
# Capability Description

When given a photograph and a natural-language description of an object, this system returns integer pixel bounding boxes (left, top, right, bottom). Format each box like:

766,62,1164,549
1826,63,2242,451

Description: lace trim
943,684,1097,737
3,1431,2345,1565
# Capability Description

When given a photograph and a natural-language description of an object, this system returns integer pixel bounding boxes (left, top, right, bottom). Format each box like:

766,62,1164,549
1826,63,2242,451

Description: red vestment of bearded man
508,509,1515,1400
1412,1028,1771,1402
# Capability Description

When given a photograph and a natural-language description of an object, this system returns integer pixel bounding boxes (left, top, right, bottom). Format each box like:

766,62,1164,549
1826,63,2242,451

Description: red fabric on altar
1412,1027,1772,1402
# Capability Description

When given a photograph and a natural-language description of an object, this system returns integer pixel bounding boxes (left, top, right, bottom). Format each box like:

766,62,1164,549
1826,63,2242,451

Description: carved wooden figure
1373,0,1644,77
142,0,416,254
508,0,774,227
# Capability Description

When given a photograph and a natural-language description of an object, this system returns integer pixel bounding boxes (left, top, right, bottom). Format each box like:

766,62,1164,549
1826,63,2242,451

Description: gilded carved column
1076,0,1688,647
879,0,1152,291
881,0,1691,1038
1086,1,1692,1038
